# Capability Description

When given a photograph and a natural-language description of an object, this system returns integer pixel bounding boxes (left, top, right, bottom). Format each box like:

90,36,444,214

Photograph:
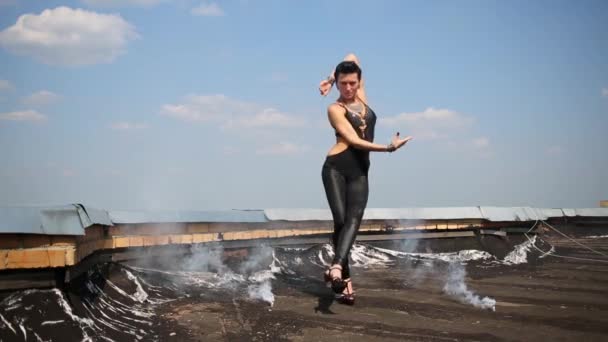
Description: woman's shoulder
327,102,347,113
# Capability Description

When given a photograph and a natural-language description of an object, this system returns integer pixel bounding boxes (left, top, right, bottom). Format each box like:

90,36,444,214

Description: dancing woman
319,53,412,305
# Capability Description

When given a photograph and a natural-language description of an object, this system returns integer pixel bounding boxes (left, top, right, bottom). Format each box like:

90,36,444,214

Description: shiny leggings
321,153,369,280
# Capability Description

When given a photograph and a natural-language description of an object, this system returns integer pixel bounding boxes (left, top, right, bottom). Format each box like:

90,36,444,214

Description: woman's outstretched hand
391,132,413,150
319,79,333,96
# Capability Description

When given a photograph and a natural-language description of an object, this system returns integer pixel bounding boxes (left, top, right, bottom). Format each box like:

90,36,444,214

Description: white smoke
242,246,277,306
183,244,227,273
247,280,275,306
239,246,273,274
133,242,277,305
443,262,496,311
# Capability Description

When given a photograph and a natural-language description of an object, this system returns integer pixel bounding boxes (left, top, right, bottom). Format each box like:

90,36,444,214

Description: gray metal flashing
0,205,85,235
264,209,333,221
109,210,268,224
264,207,485,221
75,204,113,227
561,208,608,217
364,207,484,220
0,204,114,235
2,205,606,235
478,206,546,222
537,208,565,218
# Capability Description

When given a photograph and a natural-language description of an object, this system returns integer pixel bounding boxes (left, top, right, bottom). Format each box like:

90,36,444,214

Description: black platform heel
324,265,347,294
335,278,355,305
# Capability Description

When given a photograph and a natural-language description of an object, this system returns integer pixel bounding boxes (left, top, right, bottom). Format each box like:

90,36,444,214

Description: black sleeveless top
328,103,377,175
334,103,377,143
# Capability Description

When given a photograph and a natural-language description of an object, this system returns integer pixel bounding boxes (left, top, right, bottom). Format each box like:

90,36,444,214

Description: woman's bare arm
320,53,367,101
328,104,390,152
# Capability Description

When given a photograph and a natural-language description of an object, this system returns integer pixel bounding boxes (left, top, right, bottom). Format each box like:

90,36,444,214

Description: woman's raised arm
342,53,367,104
319,53,367,102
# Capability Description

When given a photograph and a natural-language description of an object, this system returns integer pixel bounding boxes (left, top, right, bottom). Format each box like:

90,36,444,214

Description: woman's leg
332,175,369,267
321,164,347,281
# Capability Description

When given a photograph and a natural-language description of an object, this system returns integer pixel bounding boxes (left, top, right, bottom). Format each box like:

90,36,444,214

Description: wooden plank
169,234,183,244
208,223,252,233
180,235,193,244
113,236,130,248
4,248,70,269
111,246,190,262
22,235,51,248
0,250,7,270
102,239,114,249
95,239,105,250
85,226,103,240
51,236,76,246
0,235,21,249
187,223,210,233
48,249,66,267
143,236,157,246
156,235,170,245
6,249,47,268
65,247,76,266
129,236,144,247
108,226,123,236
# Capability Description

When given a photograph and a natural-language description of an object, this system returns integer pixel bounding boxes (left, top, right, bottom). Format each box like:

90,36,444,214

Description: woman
319,53,412,305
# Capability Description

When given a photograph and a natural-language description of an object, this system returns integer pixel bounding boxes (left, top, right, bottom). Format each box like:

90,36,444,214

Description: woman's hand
391,132,413,150
319,78,333,96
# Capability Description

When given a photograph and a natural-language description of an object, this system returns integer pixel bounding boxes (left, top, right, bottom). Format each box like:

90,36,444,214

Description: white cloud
382,107,474,140
191,2,224,16
82,0,166,7
0,7,138,66
63,169,76,177
471,137,493,158
161,94,304,128
110,121,148,130
602,88,608,97
0,79,14,91
256,142,310,155
21,90,60,107
224,108,305,128
161,94,249,122
0,110,46,122
442,136,493,159
546,145,564,156
472,137,489,148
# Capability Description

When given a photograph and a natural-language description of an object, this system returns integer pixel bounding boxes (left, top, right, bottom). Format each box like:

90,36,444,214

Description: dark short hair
334,61,362,81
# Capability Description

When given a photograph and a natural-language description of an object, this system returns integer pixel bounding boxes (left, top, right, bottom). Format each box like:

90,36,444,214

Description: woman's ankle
329,264,342,278
343,278,353,295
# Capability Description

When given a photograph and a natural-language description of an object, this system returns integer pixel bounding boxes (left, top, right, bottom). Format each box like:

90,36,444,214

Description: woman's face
336,73,359,100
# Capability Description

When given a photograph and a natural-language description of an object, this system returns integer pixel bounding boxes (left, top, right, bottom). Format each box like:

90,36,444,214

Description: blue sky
0,0,607,210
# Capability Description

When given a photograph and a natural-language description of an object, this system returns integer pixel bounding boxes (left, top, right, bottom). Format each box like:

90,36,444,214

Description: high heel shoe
324,265,347,294
335,278,355,305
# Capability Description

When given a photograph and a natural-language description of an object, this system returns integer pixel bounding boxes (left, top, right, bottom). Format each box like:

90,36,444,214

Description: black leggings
321,149,369,280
